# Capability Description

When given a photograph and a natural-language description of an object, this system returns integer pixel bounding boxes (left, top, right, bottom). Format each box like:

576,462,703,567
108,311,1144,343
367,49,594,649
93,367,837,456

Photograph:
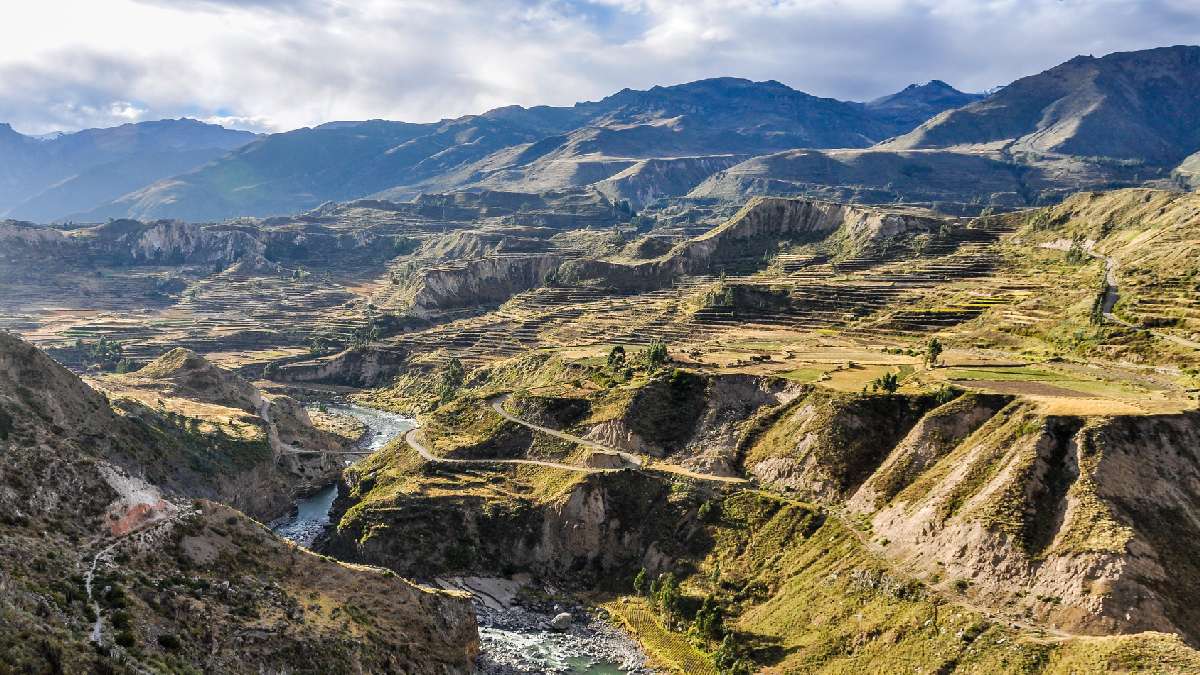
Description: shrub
633,567,647,596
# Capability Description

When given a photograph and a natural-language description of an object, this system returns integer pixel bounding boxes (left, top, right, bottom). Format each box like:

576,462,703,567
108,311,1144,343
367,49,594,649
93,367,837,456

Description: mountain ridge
73,77,971,222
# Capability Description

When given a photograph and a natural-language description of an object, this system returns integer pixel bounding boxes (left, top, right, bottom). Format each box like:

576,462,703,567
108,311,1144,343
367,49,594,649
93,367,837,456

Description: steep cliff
740,385,1200,645
561,196,946,291
0,333,478,673
403,253,567,317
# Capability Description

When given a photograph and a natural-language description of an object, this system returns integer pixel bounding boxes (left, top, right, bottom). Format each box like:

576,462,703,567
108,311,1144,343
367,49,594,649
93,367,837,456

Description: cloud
0,0,1197,134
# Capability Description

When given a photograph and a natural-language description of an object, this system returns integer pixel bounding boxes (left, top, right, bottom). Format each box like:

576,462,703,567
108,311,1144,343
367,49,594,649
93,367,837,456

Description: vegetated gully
271,403,649,675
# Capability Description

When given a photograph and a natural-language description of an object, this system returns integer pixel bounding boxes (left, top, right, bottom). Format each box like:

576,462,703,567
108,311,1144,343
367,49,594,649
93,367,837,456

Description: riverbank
438,577,651,674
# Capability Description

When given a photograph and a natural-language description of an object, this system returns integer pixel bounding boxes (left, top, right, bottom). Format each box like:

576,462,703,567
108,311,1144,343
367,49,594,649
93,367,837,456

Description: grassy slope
614,490,1200,673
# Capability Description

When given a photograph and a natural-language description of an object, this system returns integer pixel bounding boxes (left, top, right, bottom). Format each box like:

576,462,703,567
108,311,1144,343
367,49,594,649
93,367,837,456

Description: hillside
863,79,985,130
0,332,477,673
88,348,348,520
325,351,1200,672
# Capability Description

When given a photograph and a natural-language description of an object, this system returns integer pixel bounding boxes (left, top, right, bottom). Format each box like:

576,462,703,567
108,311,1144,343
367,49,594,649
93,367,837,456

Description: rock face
572,372,806,475
326,468,691,585
273,345,410,387
405,253,567,317
0,333,479,673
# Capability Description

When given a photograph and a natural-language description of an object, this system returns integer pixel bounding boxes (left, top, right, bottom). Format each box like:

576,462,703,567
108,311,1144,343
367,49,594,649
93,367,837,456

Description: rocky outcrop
94,348,346,519
404,253,566,317
575,372,806,475
739,383,1200,645
272,345,409,387
561,196,946,291
326,467,695,585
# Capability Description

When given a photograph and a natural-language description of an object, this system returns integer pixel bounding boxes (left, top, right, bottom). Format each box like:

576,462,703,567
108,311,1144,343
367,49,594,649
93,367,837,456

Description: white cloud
0,0,1196,134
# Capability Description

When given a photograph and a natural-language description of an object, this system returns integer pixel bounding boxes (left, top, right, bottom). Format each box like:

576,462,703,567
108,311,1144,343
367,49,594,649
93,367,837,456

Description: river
270,403,414,547
271,402,649,674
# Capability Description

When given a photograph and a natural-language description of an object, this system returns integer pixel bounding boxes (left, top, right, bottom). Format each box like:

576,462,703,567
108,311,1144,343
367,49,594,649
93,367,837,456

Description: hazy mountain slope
8,148,233,223
86,78,958,221
881,45,1200,163
688,148,1041,208
0,119,256,220
82,117,545,221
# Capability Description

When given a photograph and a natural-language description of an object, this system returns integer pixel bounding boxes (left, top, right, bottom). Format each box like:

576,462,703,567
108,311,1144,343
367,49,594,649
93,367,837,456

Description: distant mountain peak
863,80,983,129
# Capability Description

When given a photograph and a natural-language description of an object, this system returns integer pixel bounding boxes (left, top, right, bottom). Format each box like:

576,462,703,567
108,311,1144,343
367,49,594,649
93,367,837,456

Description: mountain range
3,45,1199,223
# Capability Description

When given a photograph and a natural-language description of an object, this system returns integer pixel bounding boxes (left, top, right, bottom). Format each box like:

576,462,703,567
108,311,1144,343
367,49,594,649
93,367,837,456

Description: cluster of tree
605,341,669,376
632,569,683,628
869,371,900,393
925,337,943,367
631,567,751,674
1065,236,1089,265
702,282,736,308
437,357,465,403
350,320,380,348
72,337,133,372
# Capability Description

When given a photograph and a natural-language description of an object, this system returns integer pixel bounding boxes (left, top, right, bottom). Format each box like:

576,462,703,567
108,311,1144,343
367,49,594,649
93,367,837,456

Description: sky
1,0,1198,135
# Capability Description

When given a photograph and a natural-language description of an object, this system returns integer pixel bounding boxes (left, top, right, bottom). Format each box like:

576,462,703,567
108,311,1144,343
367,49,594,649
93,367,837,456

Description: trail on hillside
404,427,609,474
485,395,746,484
1039,241,1200,351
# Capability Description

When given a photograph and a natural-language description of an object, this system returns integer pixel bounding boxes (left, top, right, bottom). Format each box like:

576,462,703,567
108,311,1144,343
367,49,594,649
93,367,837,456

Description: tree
644,342,669,370
632,567,647,596
925,337,943,368
607,345,626,370
308,336,328,356
1065,236,1088,264
693,594,723,641
350,320,379,347
437,357,466,402
871,372,900,393
714,633,751,673
655,572,681,627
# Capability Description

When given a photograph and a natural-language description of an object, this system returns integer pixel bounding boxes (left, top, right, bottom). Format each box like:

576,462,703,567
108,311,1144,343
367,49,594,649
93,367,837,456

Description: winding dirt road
403,427,610,473
1039,241,1200,351
402,394,746,484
